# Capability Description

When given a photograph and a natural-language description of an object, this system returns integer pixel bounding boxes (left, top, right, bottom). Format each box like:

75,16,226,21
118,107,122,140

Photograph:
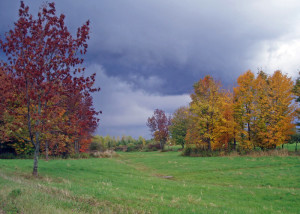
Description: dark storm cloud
1,0,299,93
64,0,300,93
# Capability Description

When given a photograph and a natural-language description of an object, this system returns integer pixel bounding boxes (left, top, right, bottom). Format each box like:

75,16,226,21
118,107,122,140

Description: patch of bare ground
153,174,174,180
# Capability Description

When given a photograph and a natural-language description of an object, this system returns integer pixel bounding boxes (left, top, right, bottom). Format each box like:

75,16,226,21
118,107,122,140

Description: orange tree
233,70,256,150
185,76,225,151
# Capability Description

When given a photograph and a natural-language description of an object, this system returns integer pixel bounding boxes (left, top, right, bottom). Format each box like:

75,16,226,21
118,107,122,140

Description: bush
89,142,103,151
80,153,90,159
69,153,79,159
126,144,142,152
115,146,127,152
182,147,192,156
0,153,34,159
0,153,17,159
69,153,91,159
182,147,221,157
147,143,161,151
182,146,296,157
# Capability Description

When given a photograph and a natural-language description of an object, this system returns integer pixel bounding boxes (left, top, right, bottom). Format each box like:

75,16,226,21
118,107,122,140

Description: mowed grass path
0,152,299,213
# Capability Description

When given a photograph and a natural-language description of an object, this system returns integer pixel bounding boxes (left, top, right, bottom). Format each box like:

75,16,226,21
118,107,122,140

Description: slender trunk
208,138,211,151
25,79,39,176
45,140,49,161
32,96,41,176
33,142,40,176
247,122,251,142
233,137,237,150
74,140,80,154
206,121,211,151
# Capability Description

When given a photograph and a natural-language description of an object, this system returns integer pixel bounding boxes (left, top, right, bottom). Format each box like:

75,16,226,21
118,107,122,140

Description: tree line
149,70,298,153
90,135,165,152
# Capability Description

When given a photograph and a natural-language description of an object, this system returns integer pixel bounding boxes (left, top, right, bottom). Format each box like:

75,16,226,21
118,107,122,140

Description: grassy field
0,151,299,214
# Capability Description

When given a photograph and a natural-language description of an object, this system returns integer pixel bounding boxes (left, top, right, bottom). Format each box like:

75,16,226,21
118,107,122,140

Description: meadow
0,151,299,213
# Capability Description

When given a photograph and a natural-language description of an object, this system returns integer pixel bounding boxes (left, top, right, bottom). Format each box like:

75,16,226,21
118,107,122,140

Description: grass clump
90,150,118,158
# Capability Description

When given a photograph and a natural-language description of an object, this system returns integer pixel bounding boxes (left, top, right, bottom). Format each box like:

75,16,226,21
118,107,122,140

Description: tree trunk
32,97,41,176
45,140,49,161
207,138,211,151
233,137,237,150
74,140,80,154
33,140,40,176
247,122,251,142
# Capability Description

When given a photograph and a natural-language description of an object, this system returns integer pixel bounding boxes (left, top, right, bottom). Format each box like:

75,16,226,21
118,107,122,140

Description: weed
8,189,22,199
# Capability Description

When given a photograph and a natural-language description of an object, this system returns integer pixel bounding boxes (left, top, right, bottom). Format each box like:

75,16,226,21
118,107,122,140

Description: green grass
284,143,299,151
0,152,299,213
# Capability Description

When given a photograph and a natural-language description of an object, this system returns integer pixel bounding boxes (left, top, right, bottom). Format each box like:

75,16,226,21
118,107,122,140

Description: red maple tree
147,109,171,150
0,2,99,176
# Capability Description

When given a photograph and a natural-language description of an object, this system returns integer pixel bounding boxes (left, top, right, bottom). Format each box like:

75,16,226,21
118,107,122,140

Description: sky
0,0,299,139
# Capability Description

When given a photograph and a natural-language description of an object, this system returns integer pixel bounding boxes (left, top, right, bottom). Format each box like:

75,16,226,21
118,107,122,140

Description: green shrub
89,142,103,151
115,146,127,152
0,153,16,159
69,153,90,159
80,153,90,159
69,153,80,159
182,147,221,157
182,147,192,156
16,154,34,159
126,144,142,152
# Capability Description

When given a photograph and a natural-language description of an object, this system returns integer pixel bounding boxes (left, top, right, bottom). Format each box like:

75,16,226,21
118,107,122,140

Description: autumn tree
264,71,296,148
0,2,99,176
234,70,296,149
251,71,271,148
186,76,224,151
214,90,235,150
233,70,256,150
61,91,99,154
0,69,10,142
147,109,171,150
169,106,190,149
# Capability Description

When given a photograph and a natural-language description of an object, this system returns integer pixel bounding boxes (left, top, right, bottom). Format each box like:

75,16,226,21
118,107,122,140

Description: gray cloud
82,0,299,91
88,64,190,138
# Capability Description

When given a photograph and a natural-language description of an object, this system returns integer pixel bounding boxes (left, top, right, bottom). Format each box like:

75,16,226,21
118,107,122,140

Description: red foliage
0,2,100,175
147,109,171,149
